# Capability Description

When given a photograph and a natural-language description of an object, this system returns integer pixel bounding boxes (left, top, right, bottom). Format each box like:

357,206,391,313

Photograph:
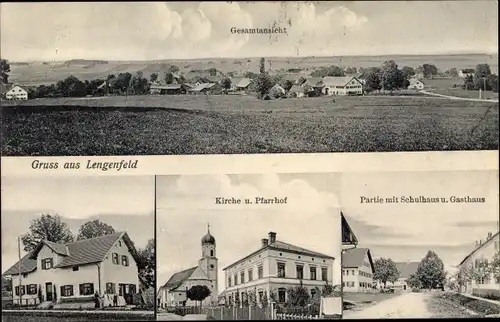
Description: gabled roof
150,84,183,90
394,262,420,279
3,232,139,275
410,78,425,85
223,237,334,271
233,78,251,88
205,75,221,83
271,84,285,91
322,76,361,87
160,267,197,291
342,248,374,272
189,83,212,92
459,231,499,266
304,77,323,87
289,85,304,93
2,253,37,276
341,212,358,245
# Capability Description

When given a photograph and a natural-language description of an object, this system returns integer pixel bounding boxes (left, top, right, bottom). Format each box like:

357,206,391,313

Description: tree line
17,213,155,289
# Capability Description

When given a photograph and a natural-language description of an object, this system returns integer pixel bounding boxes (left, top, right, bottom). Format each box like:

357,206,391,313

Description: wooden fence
203,306,273,320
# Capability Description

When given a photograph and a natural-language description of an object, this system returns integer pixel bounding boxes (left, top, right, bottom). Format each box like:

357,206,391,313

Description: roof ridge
64,231,124,246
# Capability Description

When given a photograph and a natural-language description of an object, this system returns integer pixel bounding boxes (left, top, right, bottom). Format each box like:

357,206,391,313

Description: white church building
157,226,219,309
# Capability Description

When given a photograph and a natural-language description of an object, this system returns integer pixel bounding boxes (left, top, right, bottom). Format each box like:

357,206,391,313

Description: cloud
1,176,155,219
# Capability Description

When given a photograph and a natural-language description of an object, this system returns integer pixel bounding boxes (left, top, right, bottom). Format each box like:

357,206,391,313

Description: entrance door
403,285,407,291
45,283,53,301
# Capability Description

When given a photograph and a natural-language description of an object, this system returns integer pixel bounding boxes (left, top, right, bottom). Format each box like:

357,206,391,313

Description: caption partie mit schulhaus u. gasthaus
360,195,486,204
31,159,138,171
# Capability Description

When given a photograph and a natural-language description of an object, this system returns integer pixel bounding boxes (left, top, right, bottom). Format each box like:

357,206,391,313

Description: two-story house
222,232,336,307
3,232,141,306
458,230,499,294
321,76,363,96
342,248,375,293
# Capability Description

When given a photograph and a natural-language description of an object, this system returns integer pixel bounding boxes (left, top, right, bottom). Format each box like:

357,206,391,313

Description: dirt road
343,292,433,319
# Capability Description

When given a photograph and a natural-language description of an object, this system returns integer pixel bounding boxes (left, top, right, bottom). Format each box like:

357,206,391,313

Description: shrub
472,288,500,301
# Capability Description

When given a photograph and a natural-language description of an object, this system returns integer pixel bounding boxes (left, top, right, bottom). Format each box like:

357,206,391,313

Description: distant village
1,57,498,102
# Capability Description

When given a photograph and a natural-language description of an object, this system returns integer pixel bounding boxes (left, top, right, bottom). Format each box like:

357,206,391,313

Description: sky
1,176,155,272
340,170,499,276
156,173,343,293
1,1,497,61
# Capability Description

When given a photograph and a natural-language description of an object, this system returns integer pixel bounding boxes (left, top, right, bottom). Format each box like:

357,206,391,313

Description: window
346,270,349,276
258,291,264,302
234,274,238,285
321,267,328,281
278,288,286,303
72,266,79,271
106,282,116,294
79,283,94,296
342,269,345,276
310,266,317,280
258,265,263,279
27,284,37,295
228,276,232,287
351,270,355,275
210,250,214,257
248,269,253,282
121,255,129,266
112,253,119,264
296,265,304,279
61,285,74,297
15,285,26,296
118,241,122,247
41,258,53,270
277,262,286,278
240,271,245,284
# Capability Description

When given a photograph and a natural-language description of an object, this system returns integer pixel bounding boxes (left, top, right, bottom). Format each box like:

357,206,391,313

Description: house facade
377,262,420,291
458,230,500,294
321,77,363,96
408,78,425,90
5,85,28,100
342,248,375,293
4,232,140,306
157,226,219,309
459,69,475,79
222,232,336,307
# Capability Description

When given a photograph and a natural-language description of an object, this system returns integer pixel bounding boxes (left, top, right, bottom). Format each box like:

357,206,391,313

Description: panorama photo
0,1,498,156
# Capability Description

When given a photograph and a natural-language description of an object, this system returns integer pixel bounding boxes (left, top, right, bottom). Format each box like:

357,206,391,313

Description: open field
1,95,498,155
424,78,499,100
8,54,498,86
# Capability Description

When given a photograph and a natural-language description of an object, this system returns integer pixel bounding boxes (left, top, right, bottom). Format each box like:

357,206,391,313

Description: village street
342,292,475,319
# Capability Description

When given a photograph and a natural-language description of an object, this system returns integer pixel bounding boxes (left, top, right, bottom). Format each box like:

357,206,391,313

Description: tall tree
169,65,180,74
255,73,273,99
149,73,158,83
373,258,399,287
490,250,500,284
463,75,475,90
475,63,491,79
379,60,404,91
76,219,115,241
22,214,74,252
221,77,232,93
457,263,474,293
259,58,266,74
187,285,211,308
415,250,446,290
401,66,415,80
137,238,155,289
421,64,438,78
363,71,382,93
165,72,174,85
1,59,11,84
449,68,459,78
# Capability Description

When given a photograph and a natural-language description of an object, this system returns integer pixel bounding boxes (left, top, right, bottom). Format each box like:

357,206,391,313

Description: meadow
1,95,498,156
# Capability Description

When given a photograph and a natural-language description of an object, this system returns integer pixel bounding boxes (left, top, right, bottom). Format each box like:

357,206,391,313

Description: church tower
199,224,218,303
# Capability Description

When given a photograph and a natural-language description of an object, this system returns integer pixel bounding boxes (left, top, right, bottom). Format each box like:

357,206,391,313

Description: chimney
487,232,492,240
261,239,269,248
475,240,480,248
268,232,277,244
